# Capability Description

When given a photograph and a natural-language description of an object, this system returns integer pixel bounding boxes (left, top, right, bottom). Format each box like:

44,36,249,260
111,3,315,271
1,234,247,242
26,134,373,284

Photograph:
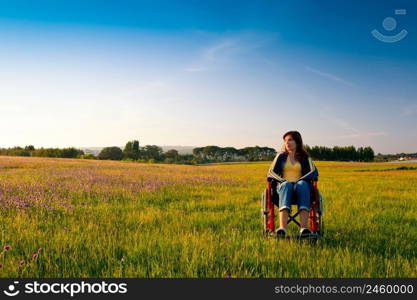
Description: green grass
0,156,416,277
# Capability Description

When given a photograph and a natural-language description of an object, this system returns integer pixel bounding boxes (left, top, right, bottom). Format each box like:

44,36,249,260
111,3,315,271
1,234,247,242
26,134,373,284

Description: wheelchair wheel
318,215,324,238
261,187,276,237
261,188,268,235
317,191,324,238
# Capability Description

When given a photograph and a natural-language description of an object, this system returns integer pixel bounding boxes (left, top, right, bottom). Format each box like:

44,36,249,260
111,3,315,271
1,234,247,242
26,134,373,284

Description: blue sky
0,0,416,154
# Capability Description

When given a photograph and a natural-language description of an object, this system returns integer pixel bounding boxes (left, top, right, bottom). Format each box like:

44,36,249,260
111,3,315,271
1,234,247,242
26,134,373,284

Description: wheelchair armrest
267,177,278,188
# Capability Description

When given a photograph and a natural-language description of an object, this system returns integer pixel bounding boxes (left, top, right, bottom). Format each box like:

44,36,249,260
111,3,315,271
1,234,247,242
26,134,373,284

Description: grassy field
0,155,416,278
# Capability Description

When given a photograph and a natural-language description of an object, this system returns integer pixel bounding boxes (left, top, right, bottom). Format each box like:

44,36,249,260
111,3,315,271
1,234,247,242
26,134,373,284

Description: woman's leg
277,181,294,230
299,211,309,229
279,210,289,230
295,180,311,228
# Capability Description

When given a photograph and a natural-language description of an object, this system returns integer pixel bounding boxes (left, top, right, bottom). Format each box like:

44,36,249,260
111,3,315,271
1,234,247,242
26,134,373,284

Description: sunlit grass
0,156,416,277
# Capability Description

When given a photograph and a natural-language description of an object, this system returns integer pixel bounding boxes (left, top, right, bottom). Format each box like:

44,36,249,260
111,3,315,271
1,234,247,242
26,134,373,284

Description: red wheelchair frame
261,179,323,238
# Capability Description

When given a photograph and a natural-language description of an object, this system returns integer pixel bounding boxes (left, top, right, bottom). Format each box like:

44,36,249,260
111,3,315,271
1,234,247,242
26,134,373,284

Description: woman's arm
297,157,319,182
267,152,286,183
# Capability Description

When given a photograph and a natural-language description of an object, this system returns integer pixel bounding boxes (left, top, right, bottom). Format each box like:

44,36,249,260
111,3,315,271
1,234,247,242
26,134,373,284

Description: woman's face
284,135,297,152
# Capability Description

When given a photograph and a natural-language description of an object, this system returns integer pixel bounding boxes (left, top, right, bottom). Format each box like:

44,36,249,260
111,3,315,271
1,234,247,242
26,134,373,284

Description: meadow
0,155,416,277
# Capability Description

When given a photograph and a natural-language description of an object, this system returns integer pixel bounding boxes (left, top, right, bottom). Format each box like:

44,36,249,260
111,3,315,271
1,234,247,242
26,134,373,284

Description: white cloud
203,39,238,61
184,39,239,73
334,131,387,139
185,32,277,73
305,65,355,87
317,108,388,140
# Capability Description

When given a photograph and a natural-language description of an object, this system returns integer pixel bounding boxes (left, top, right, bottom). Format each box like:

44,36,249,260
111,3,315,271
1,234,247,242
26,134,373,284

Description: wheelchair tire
318,215,324,238
261,188,268,234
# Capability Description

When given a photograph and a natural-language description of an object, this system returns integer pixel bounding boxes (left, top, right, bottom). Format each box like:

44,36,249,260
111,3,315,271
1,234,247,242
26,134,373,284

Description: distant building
398,156,416,161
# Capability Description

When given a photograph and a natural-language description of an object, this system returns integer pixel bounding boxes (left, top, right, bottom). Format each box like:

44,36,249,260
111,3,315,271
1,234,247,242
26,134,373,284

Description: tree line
374,152,417,162
192,146,276,162
305,145,375,162
98,142,276,164
0,145,85,158
0,141,376,163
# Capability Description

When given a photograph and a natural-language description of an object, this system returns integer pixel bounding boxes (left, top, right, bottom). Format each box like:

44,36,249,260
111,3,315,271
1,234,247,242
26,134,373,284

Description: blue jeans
277,181,311,213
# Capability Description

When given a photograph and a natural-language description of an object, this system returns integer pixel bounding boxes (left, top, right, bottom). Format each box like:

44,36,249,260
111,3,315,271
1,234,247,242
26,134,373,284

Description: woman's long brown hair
282,131,310,162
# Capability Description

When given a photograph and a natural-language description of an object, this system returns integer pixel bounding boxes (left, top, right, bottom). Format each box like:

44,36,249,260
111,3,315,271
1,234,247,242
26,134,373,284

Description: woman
267,131,319,238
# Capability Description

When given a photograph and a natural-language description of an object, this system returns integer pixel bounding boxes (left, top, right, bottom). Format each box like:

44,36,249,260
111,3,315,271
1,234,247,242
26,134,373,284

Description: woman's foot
299,228,312,238
276,228,286,238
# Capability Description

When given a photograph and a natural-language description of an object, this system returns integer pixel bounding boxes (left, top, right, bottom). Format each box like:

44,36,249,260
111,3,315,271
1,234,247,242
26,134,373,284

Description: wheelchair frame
261,179,324,238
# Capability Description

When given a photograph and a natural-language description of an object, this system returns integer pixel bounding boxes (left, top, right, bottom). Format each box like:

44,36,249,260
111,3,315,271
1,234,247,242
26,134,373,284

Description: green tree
98,147,124,160
132,140,140,159
25,145,35,151
141,145,163,161
363,146,375,162
60,147,84,158
124,140,140,160
165,149,179,162
123,141,134,159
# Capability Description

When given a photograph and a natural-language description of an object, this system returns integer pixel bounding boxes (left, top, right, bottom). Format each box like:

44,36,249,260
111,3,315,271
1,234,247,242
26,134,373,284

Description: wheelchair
261,178,324,239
